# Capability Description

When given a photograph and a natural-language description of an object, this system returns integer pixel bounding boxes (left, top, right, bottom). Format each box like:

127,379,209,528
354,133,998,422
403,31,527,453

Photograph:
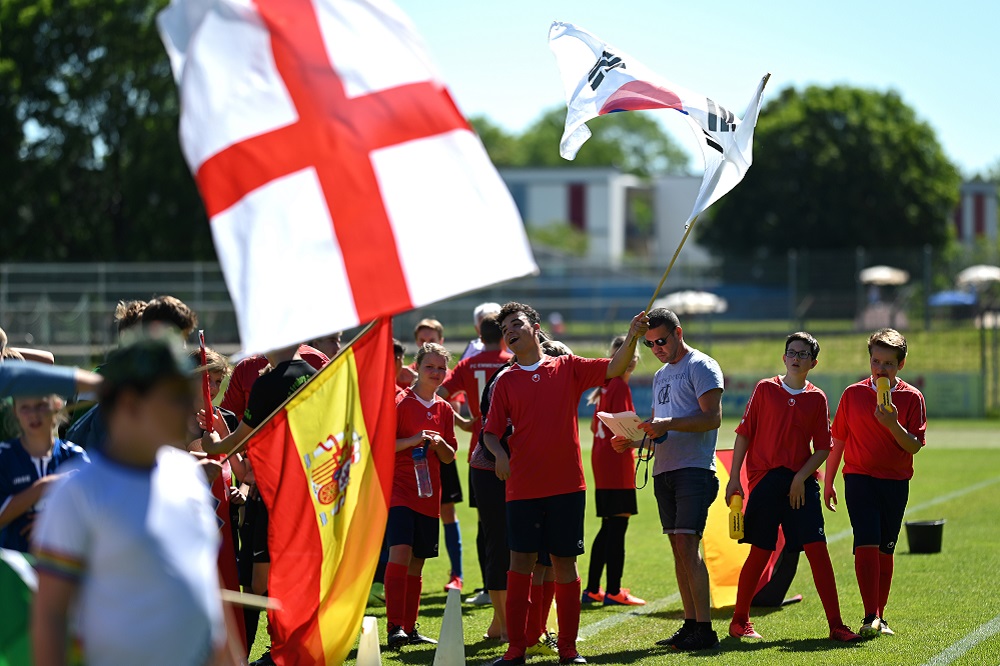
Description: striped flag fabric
244,319,395,665
549,21,769,225
158,0,536,354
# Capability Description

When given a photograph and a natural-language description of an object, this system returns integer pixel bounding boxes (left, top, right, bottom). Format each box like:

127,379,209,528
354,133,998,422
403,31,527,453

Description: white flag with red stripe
549,21,769,225
158,0,537,354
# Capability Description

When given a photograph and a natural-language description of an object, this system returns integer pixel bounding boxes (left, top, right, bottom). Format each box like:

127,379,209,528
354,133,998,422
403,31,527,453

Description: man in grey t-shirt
612,308,724,651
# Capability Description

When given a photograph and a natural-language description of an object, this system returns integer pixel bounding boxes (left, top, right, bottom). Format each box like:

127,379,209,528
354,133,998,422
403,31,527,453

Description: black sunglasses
642,336,671,348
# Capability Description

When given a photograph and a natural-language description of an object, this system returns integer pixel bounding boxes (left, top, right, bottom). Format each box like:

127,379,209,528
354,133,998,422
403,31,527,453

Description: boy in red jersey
726,332,861,643
483,302,647,665
386,342,458,649
825,328,926,638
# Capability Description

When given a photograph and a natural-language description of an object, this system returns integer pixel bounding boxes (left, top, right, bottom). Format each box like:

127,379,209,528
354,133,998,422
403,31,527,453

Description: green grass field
250,418,1000,666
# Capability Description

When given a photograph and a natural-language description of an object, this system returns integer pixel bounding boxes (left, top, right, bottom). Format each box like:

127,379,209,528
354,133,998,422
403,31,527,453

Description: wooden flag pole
644,214,700,314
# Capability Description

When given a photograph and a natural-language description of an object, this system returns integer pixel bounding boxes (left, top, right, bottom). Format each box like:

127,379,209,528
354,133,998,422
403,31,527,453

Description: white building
954,179,999,245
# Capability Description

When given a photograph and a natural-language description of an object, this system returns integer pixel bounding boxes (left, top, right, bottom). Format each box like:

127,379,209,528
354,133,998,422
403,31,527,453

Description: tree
473,106,690,178
0,0,212,262
697,85,961,258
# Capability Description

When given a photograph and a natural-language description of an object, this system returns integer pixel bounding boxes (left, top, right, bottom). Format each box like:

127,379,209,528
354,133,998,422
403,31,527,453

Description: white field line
921,612,1000,666
826,474,1000,545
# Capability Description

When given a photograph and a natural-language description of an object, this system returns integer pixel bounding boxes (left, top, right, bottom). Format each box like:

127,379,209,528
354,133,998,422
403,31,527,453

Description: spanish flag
246,319,395,665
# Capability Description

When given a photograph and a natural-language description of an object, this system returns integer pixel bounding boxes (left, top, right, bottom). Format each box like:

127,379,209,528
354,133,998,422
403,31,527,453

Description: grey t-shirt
650,348,724,475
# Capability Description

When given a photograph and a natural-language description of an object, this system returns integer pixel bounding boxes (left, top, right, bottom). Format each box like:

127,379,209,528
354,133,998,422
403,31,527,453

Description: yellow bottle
728,494,744,540
876,376,894,412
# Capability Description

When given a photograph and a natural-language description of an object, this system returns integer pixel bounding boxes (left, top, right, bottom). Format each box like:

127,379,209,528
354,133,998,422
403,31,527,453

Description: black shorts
251,495,270,564
468,466,477,509
471,466,508,590
386,505,440,560
743,468,826,551
506,491,586,558
653,468,719,536
843,473,909,554
595,488,638,517
440,460,463,504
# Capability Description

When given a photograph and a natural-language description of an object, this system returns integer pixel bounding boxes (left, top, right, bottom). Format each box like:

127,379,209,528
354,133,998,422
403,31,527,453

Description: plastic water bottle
728,495,744,540
876,376,894,412
413,445,433,498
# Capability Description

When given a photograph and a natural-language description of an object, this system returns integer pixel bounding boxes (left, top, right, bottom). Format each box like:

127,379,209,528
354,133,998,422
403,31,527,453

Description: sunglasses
642,336,672,348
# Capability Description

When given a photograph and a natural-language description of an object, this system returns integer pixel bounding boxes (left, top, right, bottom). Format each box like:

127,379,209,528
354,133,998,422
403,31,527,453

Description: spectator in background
0,394,89,552
460,302,502,361
219,344,327,421
310,331,343,360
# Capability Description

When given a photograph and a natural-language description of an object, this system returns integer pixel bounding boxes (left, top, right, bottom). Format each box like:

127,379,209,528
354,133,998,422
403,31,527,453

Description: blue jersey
0,438,89,552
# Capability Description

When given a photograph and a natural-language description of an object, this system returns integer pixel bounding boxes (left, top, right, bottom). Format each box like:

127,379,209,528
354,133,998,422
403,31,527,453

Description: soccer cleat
558,653,587,665
525,631,558,656
603,588,646,606
386,624,409,650
729,619,763,639
656,622,693,647
466,588,492,606
443,574,463,592
859,614,882,637
407,624,438,645
581,588,605,604
829,624,863,642
673,627,721,651
879,619,895,636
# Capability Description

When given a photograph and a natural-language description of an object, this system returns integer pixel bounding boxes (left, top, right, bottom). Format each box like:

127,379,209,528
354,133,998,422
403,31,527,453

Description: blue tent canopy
928,290,977,307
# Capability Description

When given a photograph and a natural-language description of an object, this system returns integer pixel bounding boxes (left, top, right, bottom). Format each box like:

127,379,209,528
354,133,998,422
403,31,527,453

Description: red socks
854,546,880,617
555,578,582,657
384,562,408,630
733,546,772,624
504,571,532,655
878,552,894,617
403,574,422,633
803,542,844,627
527,581,544,644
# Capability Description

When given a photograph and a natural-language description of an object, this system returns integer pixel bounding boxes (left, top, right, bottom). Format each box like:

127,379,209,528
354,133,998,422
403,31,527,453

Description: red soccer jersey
591,377,637,490
831,377,926,480
734,376,833,491
220,345,328,419
393,388,459,517
485,354,610,501
441,348,513,460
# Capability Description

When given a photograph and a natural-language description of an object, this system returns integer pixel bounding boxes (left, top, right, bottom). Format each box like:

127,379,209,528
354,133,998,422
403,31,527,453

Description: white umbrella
653,290,728,315
957,265,1000,287
859,265,910,286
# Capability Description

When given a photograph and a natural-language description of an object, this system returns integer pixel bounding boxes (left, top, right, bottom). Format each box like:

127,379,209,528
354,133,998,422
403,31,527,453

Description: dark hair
479,315,502,345
786,331,820,359
497,301,541,328
114,299,148,335
868,328,907,362
392,338,405,359
646,308,680,332
142,295,198,337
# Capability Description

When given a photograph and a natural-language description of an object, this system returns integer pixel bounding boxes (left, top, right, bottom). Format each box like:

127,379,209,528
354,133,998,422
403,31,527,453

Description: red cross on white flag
158,0,537,354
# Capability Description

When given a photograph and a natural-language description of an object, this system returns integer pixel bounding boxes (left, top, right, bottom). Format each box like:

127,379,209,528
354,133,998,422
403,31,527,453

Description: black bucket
905,519,946,554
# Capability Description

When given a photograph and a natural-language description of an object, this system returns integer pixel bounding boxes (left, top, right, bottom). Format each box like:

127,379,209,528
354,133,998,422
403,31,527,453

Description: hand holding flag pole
199,329,214,434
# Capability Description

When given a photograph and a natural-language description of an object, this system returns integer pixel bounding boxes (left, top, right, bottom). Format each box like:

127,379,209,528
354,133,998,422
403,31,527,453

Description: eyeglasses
643,336,671,348
785,349,813,360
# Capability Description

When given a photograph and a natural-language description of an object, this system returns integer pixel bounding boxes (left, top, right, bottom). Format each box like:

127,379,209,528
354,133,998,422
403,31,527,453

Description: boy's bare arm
873,405,922,454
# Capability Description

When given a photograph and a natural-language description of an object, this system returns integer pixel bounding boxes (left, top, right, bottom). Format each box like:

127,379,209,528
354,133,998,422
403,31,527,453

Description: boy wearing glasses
725,333,861,643
824,328,925,638
613,308,724,651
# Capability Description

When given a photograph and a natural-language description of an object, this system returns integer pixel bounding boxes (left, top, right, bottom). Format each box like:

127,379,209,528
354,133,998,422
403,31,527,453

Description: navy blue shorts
440,460,463,504
844,473,909,554
506,491,586,558
386,505,440,560
653,468,719,536
595,488,638,517
743,467,826,551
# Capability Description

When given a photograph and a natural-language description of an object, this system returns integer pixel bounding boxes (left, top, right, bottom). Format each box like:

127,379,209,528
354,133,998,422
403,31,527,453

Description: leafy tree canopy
697,85,961,255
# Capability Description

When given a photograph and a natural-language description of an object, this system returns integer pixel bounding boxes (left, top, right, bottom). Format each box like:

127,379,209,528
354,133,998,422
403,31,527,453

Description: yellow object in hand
728,494,744,540
876,376,894,412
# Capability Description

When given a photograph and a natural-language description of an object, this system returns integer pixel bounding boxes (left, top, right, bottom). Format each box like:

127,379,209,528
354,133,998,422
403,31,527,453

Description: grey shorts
653,468,719,536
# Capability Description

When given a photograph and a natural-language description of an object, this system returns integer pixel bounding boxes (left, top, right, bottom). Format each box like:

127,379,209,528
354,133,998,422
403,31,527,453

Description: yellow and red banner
247,319,395,665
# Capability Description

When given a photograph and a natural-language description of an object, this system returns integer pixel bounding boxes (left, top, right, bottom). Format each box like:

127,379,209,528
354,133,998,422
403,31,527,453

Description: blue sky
398,0,998,178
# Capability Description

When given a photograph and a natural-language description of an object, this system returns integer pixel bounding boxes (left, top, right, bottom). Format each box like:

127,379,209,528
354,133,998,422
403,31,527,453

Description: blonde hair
415,342,450,367
9,395,68,437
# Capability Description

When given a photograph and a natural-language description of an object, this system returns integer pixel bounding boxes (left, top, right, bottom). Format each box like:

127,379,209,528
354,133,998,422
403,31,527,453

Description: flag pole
220,319,380,464
644,214,699,313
